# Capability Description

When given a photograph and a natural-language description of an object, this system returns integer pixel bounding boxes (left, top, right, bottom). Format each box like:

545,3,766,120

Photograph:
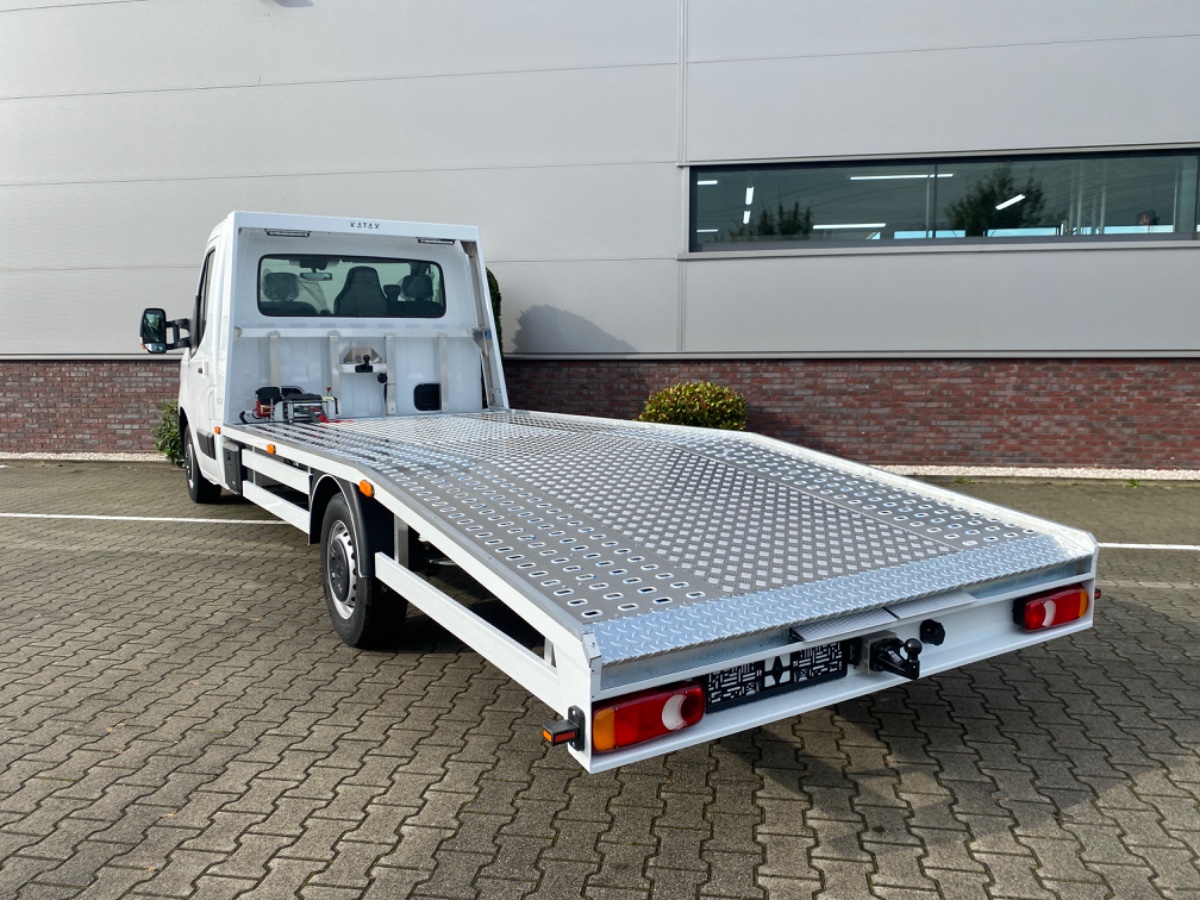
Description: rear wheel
184,424,222,504
320,494,407,647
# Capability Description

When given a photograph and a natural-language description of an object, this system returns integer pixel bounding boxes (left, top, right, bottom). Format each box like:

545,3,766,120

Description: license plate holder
705,641,850,712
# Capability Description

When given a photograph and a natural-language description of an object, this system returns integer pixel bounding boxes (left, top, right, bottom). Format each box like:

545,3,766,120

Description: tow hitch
870,635,923,681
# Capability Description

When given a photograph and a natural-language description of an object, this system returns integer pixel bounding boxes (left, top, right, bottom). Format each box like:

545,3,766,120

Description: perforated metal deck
229,411,1095,663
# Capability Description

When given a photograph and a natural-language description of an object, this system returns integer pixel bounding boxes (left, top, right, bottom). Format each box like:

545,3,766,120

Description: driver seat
334,266,388,316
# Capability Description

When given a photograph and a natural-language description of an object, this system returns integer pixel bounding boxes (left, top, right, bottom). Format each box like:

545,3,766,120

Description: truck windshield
258,255,446,318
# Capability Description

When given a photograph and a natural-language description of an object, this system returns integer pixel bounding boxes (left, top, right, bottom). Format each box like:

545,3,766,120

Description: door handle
197,365,203,375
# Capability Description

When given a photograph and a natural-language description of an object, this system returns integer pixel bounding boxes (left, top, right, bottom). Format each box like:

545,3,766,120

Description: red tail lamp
592,683,705,753
1014,584,1090,631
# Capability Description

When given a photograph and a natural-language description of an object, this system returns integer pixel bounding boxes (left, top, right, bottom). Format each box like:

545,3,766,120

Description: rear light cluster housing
592,683,705,753
1014,584,1091,631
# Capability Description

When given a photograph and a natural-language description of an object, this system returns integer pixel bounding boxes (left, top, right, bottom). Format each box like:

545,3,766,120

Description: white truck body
142,211,1098,772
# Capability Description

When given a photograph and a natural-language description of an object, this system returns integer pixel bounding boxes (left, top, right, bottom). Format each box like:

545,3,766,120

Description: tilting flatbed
141,212,1098,772
224,409,1095,771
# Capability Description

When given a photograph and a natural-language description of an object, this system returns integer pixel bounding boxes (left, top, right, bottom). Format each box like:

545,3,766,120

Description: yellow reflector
266,443,276,455
359,480,374,498
592,707,616,753
213,425,221,435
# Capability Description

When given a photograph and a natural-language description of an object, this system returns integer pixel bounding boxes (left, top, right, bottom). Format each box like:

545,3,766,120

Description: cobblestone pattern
2,463,1199,898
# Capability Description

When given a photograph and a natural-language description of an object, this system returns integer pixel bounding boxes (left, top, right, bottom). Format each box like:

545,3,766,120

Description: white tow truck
140,211,1098,772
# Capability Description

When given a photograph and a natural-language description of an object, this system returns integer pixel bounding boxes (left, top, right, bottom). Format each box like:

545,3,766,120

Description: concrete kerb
882,464,1200,481
0,451,165,462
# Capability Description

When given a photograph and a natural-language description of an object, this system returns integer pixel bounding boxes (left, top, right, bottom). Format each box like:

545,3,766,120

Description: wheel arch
310,475,394,578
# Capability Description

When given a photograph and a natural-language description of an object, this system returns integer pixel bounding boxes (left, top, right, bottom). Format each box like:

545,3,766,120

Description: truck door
183,247,220,483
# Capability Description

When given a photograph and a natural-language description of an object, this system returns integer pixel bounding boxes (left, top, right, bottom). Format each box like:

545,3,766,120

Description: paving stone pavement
1,461,1199,899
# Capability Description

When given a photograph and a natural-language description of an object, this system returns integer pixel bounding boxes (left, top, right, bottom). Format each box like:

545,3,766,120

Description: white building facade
1,1,1197,464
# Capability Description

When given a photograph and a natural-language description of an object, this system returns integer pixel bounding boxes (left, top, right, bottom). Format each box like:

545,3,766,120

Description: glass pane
1095,155,1196,234
693,151,1200,250
935,155,1200,239
935,159,1067,238
694,163,938,248
258,255,446,318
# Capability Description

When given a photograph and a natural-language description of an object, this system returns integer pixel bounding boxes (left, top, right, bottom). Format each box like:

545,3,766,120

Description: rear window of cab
258,255,446,318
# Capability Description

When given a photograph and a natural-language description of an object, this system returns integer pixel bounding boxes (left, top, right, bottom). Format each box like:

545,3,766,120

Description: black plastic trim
222,442,242,493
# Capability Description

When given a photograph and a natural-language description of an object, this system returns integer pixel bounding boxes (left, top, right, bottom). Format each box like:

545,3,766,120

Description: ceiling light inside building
744,187,754,205
697,180,719,186
743,211,751,225
695,228,719,233
995,193,1026,210
813,222,887,229
849,173,953,181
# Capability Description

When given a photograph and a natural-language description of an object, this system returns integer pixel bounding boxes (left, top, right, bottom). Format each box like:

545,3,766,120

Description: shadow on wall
510,305,636,355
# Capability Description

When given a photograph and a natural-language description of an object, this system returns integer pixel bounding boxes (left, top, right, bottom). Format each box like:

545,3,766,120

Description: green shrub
154,399,184,467
637,381,747,431
486,267,502,353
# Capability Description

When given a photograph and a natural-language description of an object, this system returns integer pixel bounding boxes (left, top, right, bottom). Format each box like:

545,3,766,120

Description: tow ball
870,635,923,681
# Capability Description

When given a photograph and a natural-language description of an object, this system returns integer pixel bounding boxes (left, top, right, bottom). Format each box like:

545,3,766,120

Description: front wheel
320,495,406,648
184,424,222,504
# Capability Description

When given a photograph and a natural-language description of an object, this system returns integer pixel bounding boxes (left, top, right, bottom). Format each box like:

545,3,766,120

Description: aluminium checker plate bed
232,410,1096,666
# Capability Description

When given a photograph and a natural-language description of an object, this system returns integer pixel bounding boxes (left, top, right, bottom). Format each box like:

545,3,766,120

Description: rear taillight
1014,584,1090,631
592,683,705,753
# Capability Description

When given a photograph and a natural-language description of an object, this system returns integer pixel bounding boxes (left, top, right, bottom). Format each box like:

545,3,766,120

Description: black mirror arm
167,318,192,350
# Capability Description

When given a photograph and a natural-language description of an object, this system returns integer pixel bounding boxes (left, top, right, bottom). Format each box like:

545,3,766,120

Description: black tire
184,424,222,504
319,494,407,648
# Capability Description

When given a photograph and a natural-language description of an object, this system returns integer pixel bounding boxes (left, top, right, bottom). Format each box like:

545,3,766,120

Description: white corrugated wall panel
0,163,683,355
500,260,679,355
0,0,125,10
0,164,681,271
687,0,1200,63
686,37,1200,162
0,267,197,357
682,247,1200,354
0,0,678,98
0,66,676,185
0,0,683,357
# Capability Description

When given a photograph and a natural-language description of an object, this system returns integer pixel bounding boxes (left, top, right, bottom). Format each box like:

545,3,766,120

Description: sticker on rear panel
705,642,849,712
705,663,759,708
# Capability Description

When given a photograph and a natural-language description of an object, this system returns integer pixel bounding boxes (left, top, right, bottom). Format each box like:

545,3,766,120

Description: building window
690,151,1200,251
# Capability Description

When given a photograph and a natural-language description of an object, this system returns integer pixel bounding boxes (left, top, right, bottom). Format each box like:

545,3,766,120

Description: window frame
256,254,448,320
190,249,215,356
689,148,1200,253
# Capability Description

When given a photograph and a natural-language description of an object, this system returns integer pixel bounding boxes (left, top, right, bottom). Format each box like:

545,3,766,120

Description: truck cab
141,211,504,498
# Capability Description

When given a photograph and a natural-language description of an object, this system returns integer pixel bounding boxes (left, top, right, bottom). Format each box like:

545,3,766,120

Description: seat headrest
402,273,434,302
263,271,300,303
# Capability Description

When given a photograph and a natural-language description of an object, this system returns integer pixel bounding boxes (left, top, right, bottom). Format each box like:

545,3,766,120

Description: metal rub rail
239,410,1096,664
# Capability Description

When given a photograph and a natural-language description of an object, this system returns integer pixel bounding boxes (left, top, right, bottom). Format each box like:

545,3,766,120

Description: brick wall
0,360,178,453
504,358,1200,470
1,357,1196,468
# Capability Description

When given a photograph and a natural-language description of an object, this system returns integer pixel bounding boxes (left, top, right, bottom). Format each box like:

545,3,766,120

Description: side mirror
140,308,168,353
139,308,190,353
